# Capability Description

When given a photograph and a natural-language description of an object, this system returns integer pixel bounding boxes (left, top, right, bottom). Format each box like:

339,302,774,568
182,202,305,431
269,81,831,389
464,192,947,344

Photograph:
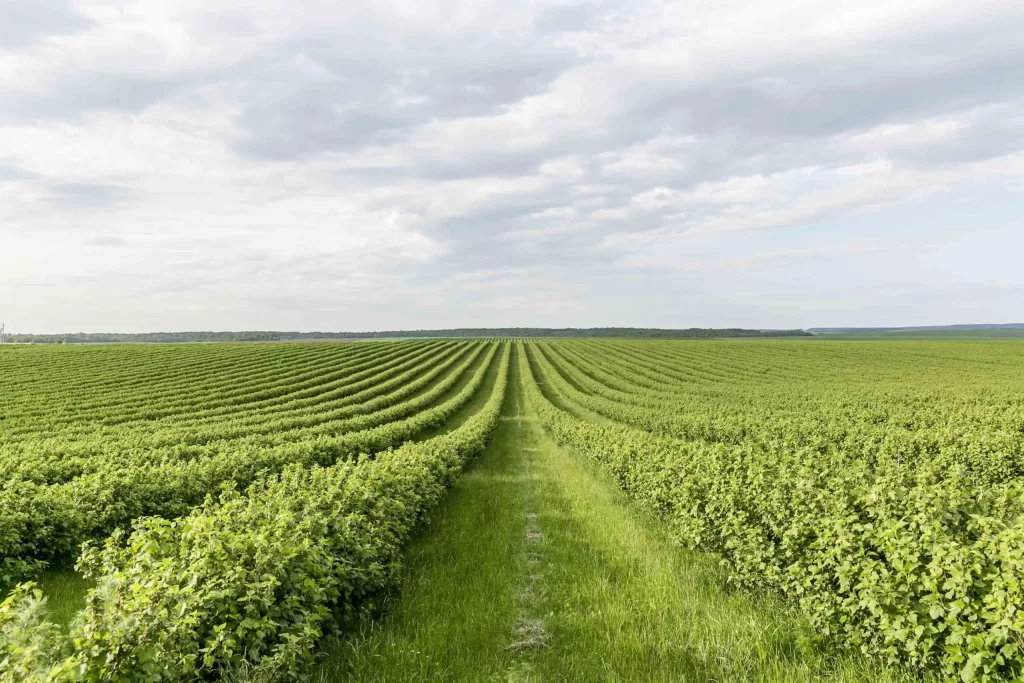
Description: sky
1,0,1023,333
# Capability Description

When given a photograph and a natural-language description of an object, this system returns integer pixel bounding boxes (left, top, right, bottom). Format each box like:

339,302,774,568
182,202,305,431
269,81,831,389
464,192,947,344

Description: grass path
313,347,920,682
310,348,532,682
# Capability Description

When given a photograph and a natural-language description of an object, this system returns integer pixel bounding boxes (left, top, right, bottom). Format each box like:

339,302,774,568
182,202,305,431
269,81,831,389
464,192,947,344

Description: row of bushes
2,342,470,485
0,341,453,465
0,344,510,682
522,342,1024,682
3,338,423,425
0,343,497,587
539,342,1024,485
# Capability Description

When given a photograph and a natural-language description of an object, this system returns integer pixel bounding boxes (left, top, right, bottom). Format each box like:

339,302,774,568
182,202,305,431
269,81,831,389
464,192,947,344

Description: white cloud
618,244,880,272
2,0,1024,330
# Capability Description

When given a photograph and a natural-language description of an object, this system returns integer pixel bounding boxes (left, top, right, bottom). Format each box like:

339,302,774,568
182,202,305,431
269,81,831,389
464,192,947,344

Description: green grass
312,347,925,682
37,570,92,628
310,347,531,682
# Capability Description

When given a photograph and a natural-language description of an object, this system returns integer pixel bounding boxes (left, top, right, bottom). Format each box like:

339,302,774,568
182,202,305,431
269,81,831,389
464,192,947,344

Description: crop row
0,343,511,682
537,342,1024,485
521,341,1024,682
0,342,499,586
0,341,360,416
0,341,438,428
0,342,479,482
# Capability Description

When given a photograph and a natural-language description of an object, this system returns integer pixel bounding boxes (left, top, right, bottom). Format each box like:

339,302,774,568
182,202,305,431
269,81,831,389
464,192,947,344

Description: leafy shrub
0,344,508,681
522,341,1024,682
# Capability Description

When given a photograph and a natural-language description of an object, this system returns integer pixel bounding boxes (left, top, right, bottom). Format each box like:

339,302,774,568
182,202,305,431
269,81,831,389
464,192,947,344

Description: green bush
522,341,1024,682
0,344,496,588
0,344,508,682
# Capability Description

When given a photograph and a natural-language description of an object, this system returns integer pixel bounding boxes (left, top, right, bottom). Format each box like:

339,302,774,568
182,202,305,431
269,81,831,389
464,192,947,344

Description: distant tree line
808,323,1024,334
5,328,811,344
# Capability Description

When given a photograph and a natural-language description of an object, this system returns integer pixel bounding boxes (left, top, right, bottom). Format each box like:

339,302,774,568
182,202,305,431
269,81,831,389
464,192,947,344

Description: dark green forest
7,327,810,344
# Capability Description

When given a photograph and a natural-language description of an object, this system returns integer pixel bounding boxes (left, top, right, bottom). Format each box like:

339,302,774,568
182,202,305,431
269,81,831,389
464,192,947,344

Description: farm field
2,339,1023,682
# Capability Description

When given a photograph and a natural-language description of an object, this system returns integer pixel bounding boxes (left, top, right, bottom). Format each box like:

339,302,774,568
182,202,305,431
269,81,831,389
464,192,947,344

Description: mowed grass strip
38,570,91,629
311,346,531,682
517,375,922,682
314,348,925,682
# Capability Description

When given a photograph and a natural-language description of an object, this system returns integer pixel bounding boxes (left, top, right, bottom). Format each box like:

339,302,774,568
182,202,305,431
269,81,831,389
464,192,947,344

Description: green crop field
2,339,1023,682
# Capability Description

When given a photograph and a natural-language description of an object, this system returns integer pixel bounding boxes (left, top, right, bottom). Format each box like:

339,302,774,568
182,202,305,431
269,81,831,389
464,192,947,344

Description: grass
310,346,531,682
312,347,925,682
37,570,92,628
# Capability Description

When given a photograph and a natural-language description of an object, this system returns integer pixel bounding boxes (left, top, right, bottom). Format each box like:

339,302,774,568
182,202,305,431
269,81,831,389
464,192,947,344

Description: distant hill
808,324,1024,340
818,329,1024,340
5,328,811,344
809,323,1024,334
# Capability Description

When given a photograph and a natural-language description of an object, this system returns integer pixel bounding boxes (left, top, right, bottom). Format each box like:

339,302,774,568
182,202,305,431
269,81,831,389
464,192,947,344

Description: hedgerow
522,341,1024,682
0,343,509,682
0,342,496,587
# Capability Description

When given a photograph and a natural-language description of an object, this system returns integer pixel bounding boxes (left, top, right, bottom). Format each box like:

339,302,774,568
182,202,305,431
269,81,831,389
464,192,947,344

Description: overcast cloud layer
2,0,1023,332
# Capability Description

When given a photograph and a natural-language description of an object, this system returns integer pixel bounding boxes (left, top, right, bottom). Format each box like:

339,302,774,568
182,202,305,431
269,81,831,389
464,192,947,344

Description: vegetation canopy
0,338,1021,682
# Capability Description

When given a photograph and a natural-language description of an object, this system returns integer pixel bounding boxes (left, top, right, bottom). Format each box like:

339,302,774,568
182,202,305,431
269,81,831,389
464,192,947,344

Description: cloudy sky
2,0,1023,332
